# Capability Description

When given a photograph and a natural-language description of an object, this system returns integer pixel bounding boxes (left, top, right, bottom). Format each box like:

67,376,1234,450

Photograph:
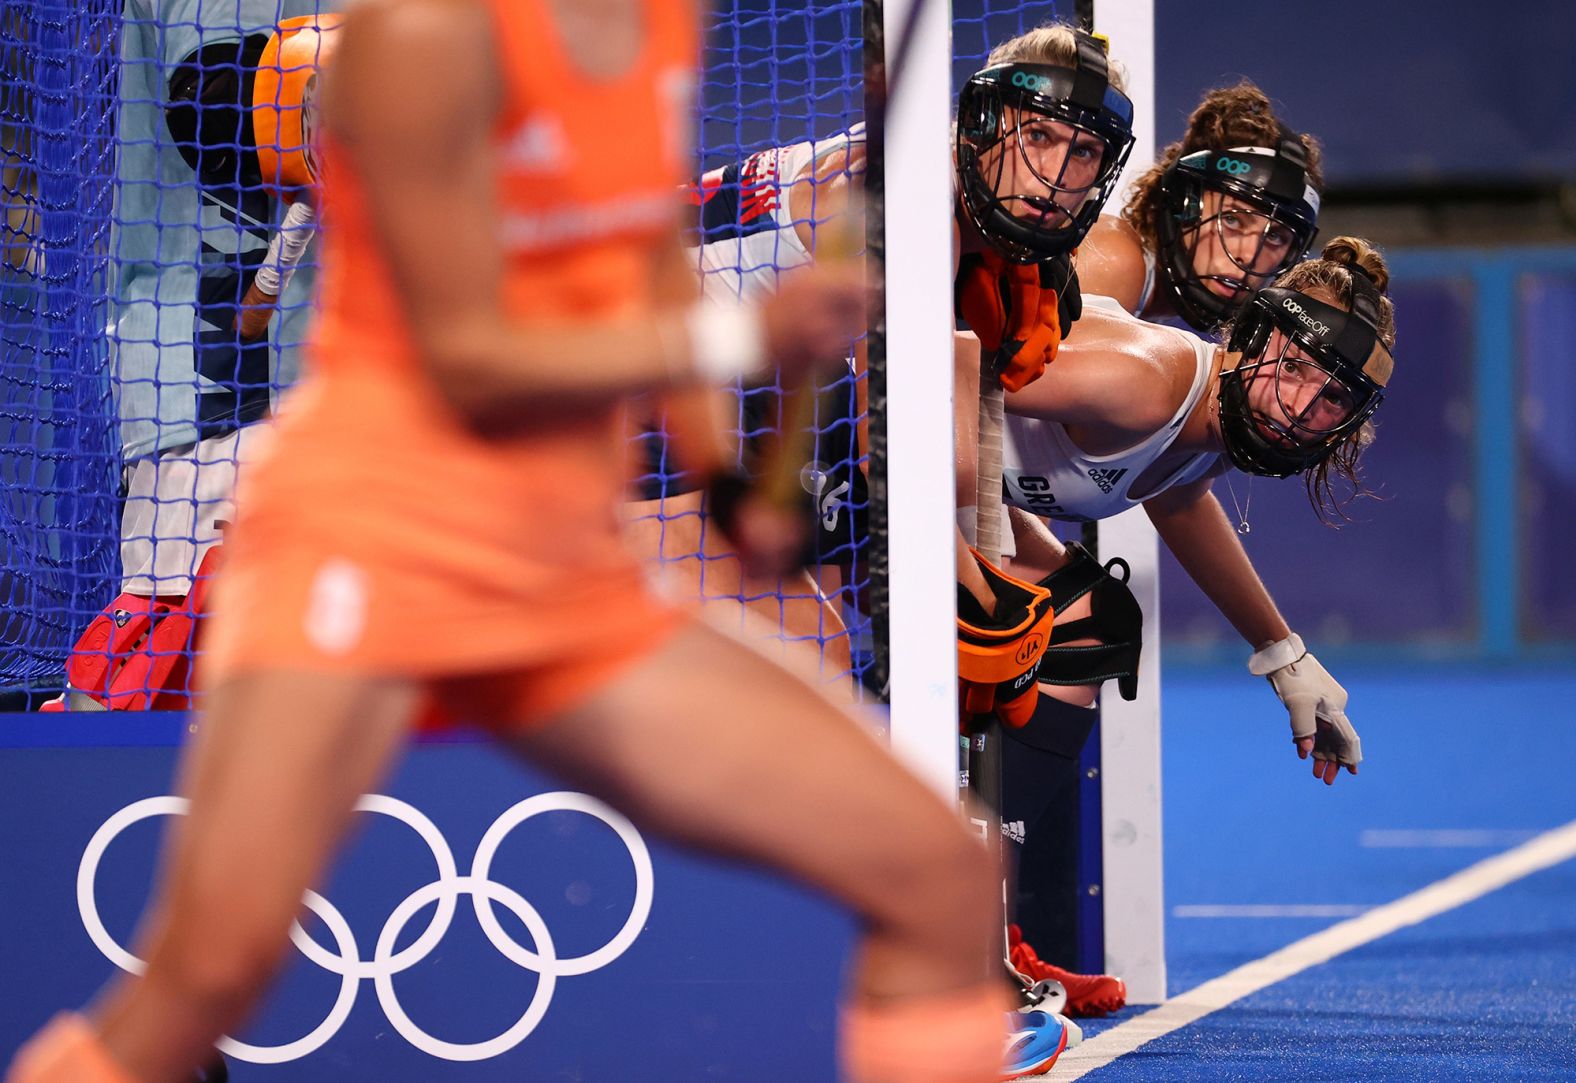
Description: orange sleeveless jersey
206,0,697,680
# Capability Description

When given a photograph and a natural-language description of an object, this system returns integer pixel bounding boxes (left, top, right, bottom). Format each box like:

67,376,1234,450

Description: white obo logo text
79,793,654,1064
1281,297,1332,336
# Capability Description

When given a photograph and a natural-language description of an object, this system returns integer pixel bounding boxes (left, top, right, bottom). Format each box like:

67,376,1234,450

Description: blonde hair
1122,81,1322,256
1269,236,1394,521
984,22,1127,92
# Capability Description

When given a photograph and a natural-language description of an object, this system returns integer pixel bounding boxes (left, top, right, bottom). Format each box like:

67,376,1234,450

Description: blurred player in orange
4,2,1009,1082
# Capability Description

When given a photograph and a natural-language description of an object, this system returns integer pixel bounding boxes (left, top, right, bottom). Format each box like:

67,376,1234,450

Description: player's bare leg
497,619,1005,1078
85,672,420,1082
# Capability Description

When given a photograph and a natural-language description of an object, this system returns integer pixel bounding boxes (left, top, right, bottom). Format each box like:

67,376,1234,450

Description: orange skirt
198,389,686,729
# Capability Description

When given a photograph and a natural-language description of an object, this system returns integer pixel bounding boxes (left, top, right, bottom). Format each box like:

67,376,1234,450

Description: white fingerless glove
1248,633,1362,768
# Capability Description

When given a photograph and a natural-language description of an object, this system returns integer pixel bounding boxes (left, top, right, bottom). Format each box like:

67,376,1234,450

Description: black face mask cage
956,34,1135,264
1155,127,1320,332
1218,284,1390,478
165,36,271,189
1188,203,1306,281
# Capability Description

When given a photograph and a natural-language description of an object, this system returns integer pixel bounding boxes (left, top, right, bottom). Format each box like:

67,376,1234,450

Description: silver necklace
1224,473,1252,535
1207,371,1251,535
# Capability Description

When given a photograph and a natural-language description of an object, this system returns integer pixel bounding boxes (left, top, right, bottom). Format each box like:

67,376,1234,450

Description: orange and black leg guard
957,549,1055,730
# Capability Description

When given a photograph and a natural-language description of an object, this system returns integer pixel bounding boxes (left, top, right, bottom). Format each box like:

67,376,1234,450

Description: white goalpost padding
881,0,963,802
1093,0,1168,1006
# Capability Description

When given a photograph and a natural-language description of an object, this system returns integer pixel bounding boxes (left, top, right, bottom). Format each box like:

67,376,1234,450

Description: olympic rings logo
78,793,654,1064
1215,156,1252,176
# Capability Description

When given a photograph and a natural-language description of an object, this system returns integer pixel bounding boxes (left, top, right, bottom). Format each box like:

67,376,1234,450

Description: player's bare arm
994,313,1189,440
1142,474,1290,649
324,0,708,431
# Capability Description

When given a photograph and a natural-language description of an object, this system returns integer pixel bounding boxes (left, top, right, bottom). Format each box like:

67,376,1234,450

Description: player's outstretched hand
1248,633,1361,786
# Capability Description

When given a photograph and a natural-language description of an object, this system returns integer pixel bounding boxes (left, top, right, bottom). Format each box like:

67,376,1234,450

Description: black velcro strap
1039,255,1081,336
1263,120,1310,205
1331,267,1383,373
1034,543,1143,700
1069,30,1110,113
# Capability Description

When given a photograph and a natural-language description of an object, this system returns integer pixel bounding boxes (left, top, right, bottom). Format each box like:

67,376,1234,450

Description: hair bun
1320,236,1390,294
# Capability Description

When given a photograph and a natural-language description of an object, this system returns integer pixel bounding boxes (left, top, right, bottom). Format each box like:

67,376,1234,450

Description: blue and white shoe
1002,1004,1081,1079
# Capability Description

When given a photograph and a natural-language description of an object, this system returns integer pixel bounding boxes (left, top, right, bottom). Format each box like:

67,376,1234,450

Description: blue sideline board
0,714,853,1080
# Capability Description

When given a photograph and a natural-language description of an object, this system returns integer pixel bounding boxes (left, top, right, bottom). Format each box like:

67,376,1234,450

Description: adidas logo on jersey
501,116,569,172
1086,467,1127,494
1002,820,1027,845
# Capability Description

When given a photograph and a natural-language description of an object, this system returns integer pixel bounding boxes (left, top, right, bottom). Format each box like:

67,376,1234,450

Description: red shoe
1008,924,1127,1018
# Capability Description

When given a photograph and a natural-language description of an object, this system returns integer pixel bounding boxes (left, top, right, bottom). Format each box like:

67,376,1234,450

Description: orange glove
957,251,1076,392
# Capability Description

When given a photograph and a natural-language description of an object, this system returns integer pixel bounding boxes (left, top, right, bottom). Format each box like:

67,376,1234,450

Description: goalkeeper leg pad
1035,544,1142,702
59,545,224,711
958,550,1055,727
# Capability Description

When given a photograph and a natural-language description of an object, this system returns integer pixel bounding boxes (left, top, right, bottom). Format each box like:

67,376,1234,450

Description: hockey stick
234,197,317,340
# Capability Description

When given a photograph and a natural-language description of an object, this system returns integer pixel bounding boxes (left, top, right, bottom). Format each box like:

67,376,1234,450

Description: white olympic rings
77,792,654,1063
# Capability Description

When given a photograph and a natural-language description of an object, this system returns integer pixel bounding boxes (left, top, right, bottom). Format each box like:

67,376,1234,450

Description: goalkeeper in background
46,1,335,711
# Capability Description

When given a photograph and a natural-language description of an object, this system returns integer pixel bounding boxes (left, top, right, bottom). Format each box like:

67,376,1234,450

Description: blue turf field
1067,665,1576,1080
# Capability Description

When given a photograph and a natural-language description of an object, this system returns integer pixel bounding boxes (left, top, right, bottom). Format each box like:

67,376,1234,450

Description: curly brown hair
1249,236,1395,522
1122,82,1323,258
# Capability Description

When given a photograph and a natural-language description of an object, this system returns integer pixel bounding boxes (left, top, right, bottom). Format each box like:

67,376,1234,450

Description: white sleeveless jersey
1000,295,1220,523
690,124,864,305
1137,242,1157,313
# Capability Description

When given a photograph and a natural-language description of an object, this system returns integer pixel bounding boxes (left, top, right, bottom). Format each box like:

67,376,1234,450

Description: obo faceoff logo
78,793,654,1064
1281,297,1332,336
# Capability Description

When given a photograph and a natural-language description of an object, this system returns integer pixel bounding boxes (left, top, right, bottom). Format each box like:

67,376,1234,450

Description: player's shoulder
1060,303,1197,433
1075,215,1149,314
789,130,867,202
802,128,869,181
786,128,866,253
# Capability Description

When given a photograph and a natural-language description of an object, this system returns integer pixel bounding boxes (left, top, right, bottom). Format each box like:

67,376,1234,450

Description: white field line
1049,818,1576,1081
1359,828,1539,848
1172,904,1370,919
